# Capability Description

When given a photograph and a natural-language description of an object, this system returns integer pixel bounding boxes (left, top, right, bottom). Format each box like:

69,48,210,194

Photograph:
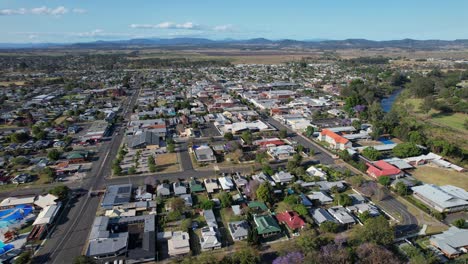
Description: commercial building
411,184,468,213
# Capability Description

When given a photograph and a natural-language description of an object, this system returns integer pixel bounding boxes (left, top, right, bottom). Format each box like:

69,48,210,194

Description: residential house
168,231,191,257
310,208,338,225
66,151,88,164
346,203,380,217
228,220,250,241
248,201,269,213
318,129,352,150
156,183,171,197
430,227,468,258
254,215,281,237
192,145,216,164
276,211,306,231
233,174,248,187
218,176,234,190
189,179,205,193
200,226,222,251
327,206,356,225
307,191,333,205
204,178,220,193
173,182,187,196
366,160,403,179
135,185,153,201
203,209,218,228
268,145,296,160
272,171,295,184
306,165,327,180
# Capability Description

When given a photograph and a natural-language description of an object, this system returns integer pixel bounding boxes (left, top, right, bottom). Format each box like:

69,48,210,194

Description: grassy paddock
411,165,468,190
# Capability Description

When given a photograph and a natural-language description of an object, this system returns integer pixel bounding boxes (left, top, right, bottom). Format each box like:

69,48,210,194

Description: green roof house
248,201,269,212
189,179,205,193
254,215,281,237
66,151,88,163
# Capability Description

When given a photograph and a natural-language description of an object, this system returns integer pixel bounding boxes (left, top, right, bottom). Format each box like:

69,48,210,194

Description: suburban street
32,85,141,263
10,82,419,263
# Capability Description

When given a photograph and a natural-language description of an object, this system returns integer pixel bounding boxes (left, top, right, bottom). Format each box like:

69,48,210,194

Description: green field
430,112,467,132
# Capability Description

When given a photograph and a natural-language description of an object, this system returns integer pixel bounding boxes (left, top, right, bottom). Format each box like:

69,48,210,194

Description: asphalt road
33,86,141,263
383,196,419,237
262,115,335,165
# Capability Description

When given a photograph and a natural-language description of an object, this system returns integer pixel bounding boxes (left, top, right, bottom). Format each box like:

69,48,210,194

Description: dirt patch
156,153,180,173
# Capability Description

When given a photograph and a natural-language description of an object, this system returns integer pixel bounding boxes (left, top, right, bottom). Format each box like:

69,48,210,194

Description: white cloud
130,22,201,30
0,6,84,16
0,8,27,15
213,24,234,32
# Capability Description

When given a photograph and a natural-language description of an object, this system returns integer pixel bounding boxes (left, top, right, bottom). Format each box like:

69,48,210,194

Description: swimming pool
378,138,395,145
0,205,33,228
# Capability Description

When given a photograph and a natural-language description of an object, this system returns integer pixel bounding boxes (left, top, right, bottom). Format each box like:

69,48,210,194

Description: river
381,89,403,112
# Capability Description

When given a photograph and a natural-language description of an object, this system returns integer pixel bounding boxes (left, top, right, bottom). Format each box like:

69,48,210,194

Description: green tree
112,164,122,176
247,229,260,247
279,129,288,139
392,142,422,158
200,199,215,210
14,251,31,264
356,216,394,246
256,182,273,205
12,157,30,165
305,126,315,137
43,167,56,181
334,193,352,206
128,166,137,175
241,131,253,145
148,156,156,173
359,211,372,223
170,197,186,214
255,151,269,164
352,119,362,130
73,255,96,264
47,149,61,161
180,219,192,231
10,132,29,143
224,247,260,264
453,218,466,228
167,142,175,153
219,191,233,208
293,204,308,217
362,147,382,161
224,132,234,140
394,181,408,196
49,185,70,200
378,176,391,187
420,96,433,114
284,194,299,205
262,164,274,176
320,221,340,233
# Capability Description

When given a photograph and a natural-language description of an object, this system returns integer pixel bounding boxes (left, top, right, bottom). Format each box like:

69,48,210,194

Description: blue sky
0,0,467,43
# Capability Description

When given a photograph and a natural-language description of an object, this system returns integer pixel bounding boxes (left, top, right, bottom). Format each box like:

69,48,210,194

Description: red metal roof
320,129,350,144
276,211,305,230
366,160,402,178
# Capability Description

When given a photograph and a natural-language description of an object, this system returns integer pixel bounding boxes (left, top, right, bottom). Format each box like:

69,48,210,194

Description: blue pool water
378,138,395,145
0,205,33,228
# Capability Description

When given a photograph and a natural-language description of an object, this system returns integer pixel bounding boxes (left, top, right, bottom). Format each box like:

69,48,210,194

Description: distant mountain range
1,37,468,50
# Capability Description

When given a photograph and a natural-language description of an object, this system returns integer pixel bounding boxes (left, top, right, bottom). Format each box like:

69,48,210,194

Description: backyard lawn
411,165,468,190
